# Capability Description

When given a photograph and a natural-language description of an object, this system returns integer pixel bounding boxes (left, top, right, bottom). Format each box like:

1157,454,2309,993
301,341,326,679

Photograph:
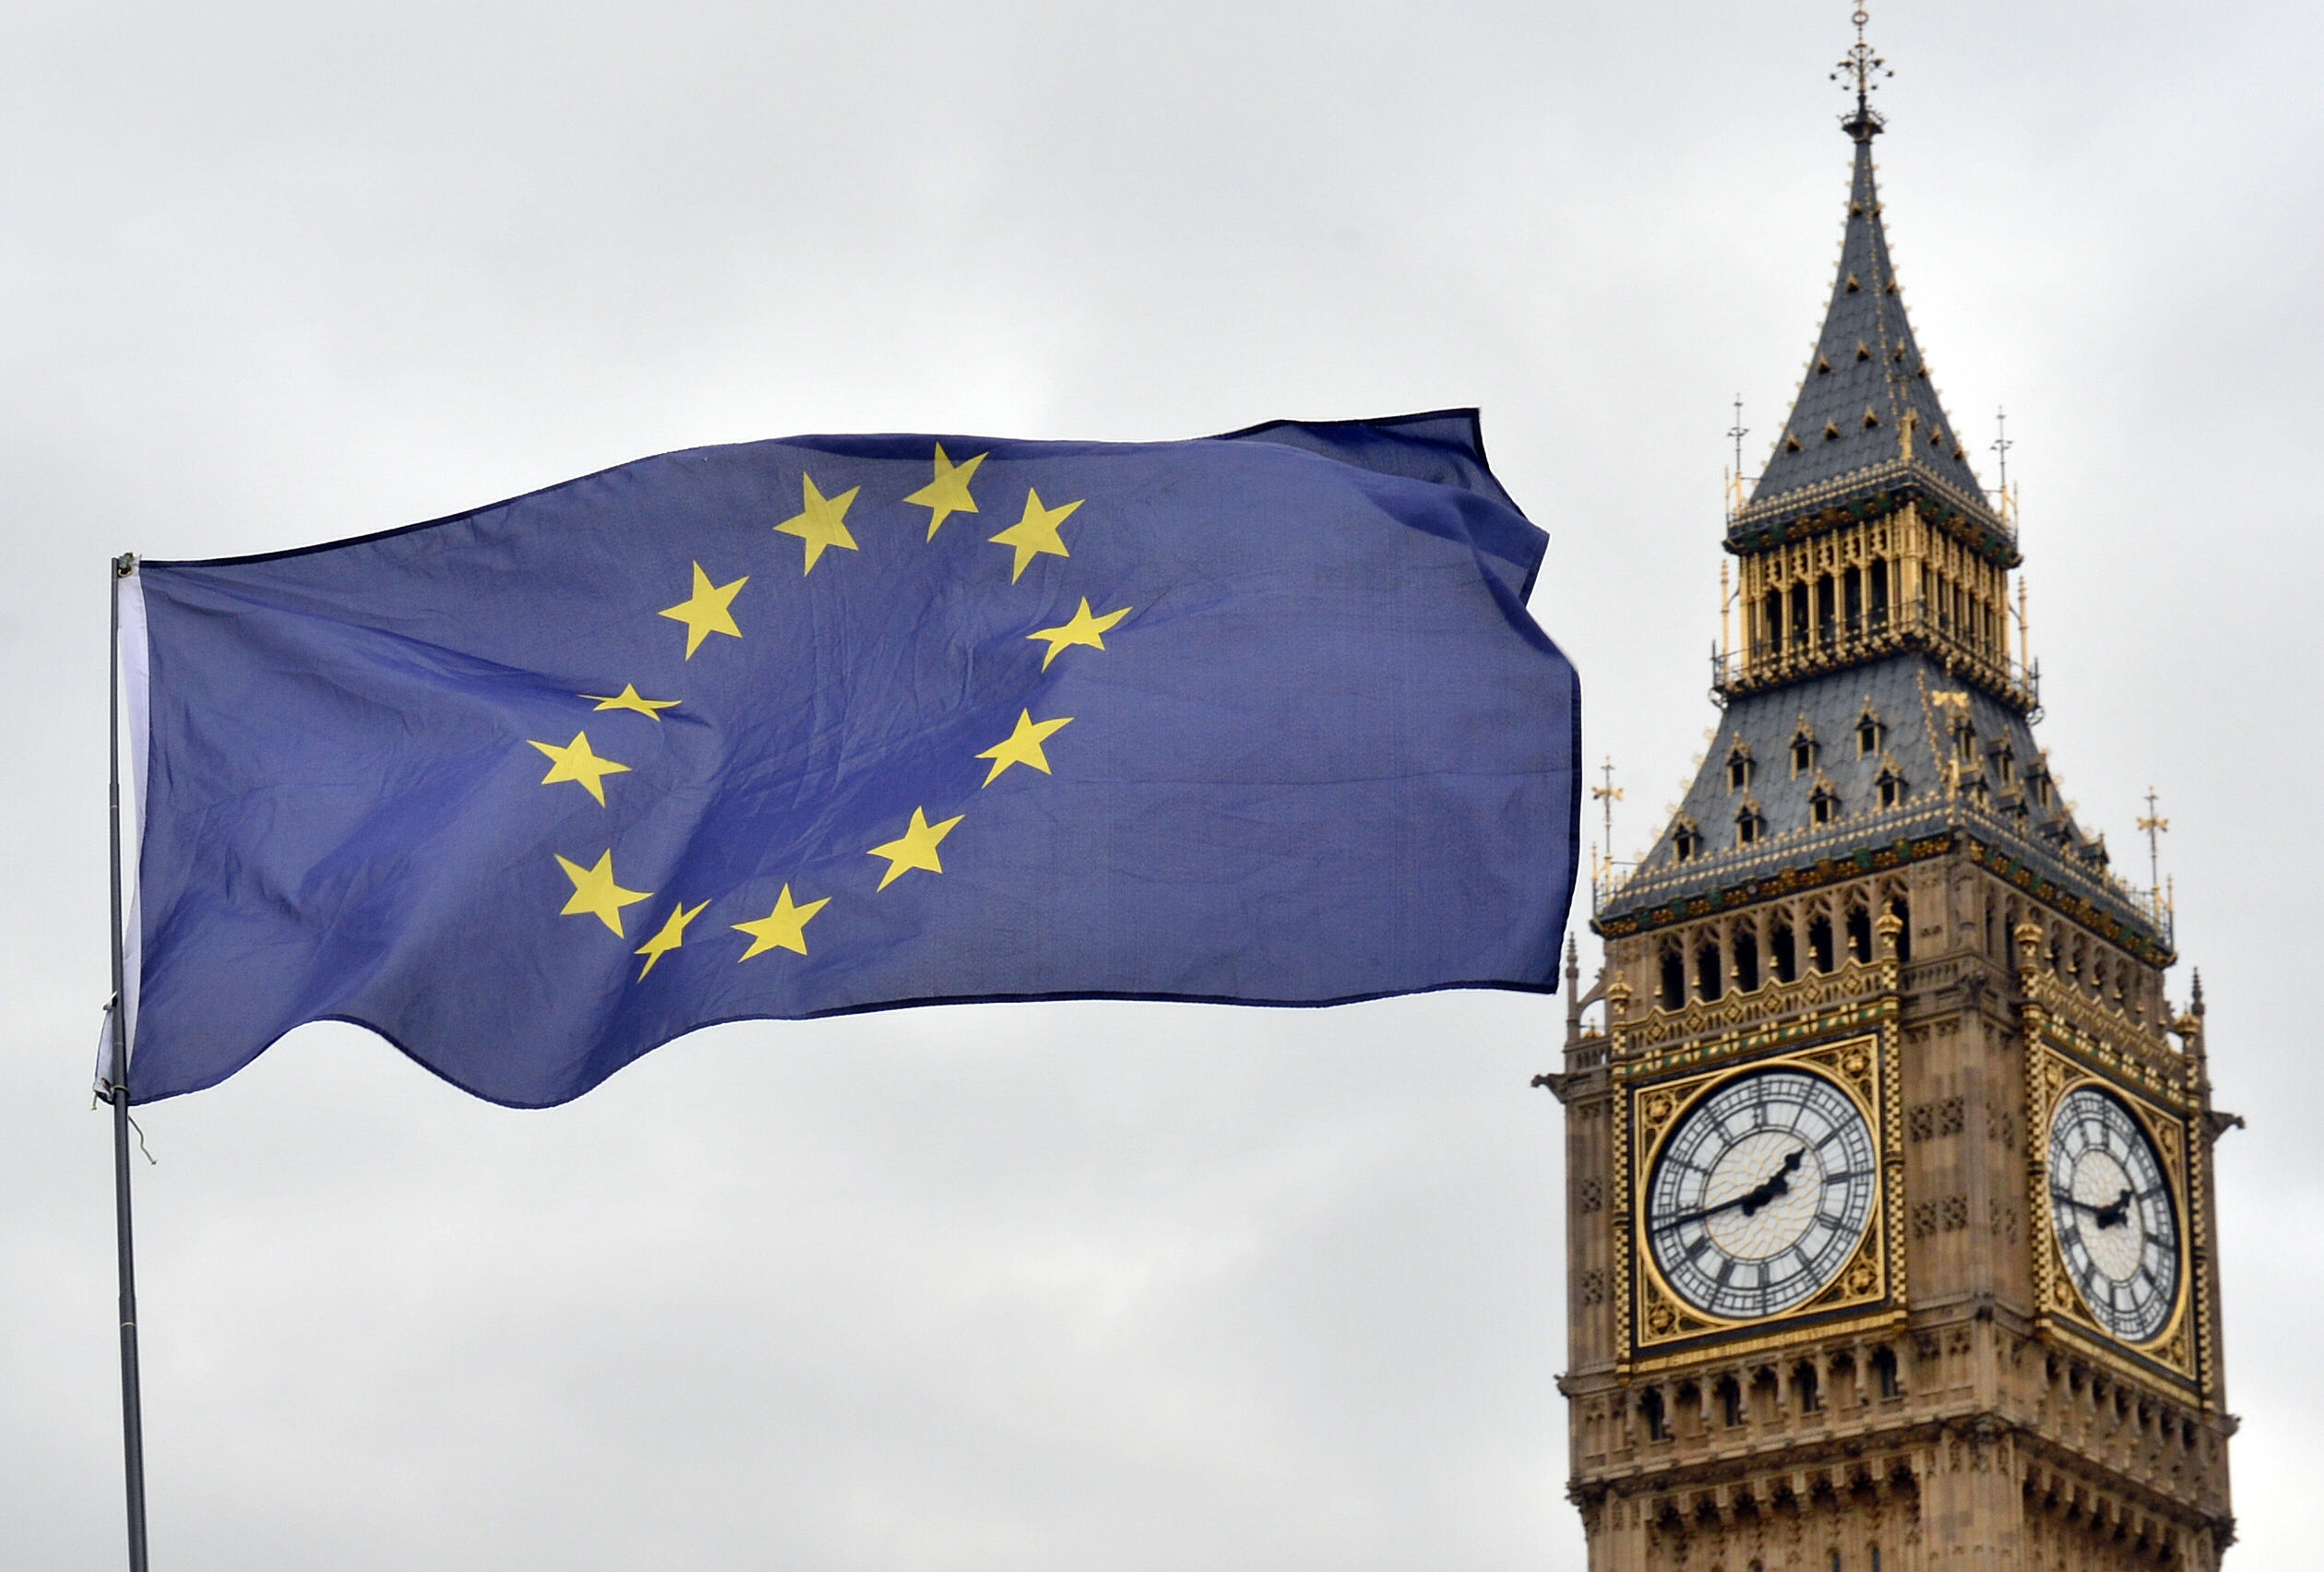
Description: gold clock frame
1615,1032,1904,1368
2028,1042,2199,1385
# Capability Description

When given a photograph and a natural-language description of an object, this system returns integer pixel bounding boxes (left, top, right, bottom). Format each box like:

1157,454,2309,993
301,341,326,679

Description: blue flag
117,411,1579,1107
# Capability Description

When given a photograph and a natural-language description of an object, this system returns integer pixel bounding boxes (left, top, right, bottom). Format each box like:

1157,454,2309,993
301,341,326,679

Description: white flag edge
96,566,149,1094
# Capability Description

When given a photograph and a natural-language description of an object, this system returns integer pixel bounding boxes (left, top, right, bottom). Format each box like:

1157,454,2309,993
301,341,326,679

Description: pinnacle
1732,134,1995,543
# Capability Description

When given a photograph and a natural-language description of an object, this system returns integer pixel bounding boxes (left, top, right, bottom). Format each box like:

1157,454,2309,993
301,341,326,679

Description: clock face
1644,1067,1880,1321
2047,1085,2181,1344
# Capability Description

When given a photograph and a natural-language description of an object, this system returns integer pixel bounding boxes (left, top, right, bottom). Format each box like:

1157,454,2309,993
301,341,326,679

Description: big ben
1547,15,2237,1569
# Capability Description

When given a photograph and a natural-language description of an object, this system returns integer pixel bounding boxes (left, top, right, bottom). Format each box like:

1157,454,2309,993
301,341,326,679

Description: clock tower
1547,17,2237,1569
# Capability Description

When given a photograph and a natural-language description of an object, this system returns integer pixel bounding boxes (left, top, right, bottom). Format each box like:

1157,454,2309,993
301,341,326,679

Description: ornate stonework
1545,22,2235,1568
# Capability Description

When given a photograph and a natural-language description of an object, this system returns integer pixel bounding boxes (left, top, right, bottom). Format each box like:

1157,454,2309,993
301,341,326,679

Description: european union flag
119,411,1579,1108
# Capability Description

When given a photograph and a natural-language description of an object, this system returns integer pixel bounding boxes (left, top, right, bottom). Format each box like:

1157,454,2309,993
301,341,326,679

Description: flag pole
106,552,151,1572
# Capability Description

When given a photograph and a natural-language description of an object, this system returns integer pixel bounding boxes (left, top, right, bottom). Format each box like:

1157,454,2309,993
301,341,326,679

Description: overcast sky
6,2,2319,1567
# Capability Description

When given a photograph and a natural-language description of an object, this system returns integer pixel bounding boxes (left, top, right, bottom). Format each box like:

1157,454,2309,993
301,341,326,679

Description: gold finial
1832,6,1892,141
2013,919,2044,971
1875,907,1902,960
1591,756,1625,911
1719,559,1732,673
2136,787,2171,929
1725,394,1749,520
1991,406,2020,530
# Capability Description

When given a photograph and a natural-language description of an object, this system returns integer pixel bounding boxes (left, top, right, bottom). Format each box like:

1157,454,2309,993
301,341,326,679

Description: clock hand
1652,1148,1808,1232
1738,1148,1806,1218
2051,1185,2138,1230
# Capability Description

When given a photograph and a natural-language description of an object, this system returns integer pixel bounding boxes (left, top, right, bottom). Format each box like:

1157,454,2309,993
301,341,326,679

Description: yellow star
634,898,709,978
660,562,748,658
554,850,653,937
866,806,964,890
581,684,680,720
733,884,830,959
904,444,987,540
1027,599,1131,670
976,710,1074,785
529,731,631,805
987,487,1083,581
775,472,863,573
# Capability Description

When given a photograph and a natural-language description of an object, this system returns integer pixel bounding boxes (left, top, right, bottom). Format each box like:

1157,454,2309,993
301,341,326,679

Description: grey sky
4,1,2317,1566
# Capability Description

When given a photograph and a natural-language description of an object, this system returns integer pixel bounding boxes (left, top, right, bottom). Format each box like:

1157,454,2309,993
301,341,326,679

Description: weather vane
2137,787,2170,927
1725,395,1749,523
1991,407,2020,530
1831,6,1892,137
1591,756,1624,909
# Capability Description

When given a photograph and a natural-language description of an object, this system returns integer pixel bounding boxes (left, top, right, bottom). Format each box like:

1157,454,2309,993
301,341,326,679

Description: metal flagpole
106,552,151,1572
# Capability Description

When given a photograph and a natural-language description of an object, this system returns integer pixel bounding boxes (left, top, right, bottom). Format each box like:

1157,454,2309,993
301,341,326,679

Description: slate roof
1598,108,2163,957
1598,650,2164,954
1731,125,2012,562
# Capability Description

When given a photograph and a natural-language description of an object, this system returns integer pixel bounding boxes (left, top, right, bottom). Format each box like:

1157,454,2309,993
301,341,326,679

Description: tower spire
1734,6,2006,566
1832,6,1891,141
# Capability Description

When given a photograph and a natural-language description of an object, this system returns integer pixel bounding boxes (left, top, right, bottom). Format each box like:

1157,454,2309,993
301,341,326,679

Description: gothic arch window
1726,744,1754,792
1889,897,1912,964
1733,925,1760,992
1807,911,1836,973
1955,721,1978,762
1795,1360,1820,1412
1846,903,1873,964
1856,707,1884,756
1790,581,1811,649
1717,1376,1744,1427
1817,574,1837,648
1871,1345,1900,1399
1759,590,1782,657
1842,565,1863,637
1809,779,1841,827
1770,916,1798,982
1695,937,1723,1003
1672,817,1702,863
1736,801,1766,847
1791,724,1817,776
1876,763,1907,810
1868,558,1890,629
1658,940,1686,1010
